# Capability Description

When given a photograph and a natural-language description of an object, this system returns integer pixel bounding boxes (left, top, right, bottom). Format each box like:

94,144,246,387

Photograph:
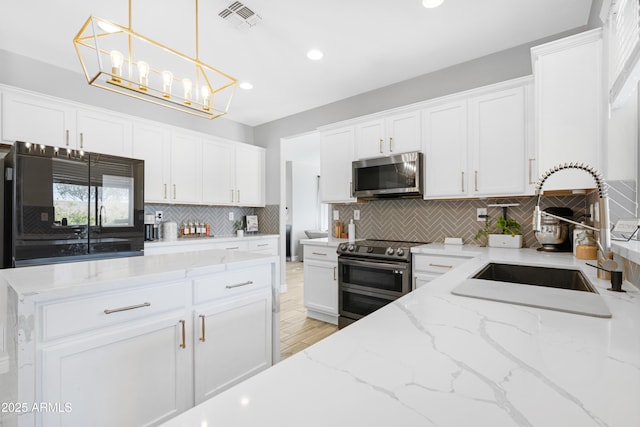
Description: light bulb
161,71,173,98
137,61,150,91
422,0,444,8
182,79,193,105
201,85,211,111
109,50,124,83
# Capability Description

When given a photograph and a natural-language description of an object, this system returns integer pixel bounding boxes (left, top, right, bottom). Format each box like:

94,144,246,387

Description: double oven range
336,239,426,328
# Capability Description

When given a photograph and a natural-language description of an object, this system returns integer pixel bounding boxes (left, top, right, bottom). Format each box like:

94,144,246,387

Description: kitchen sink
472,263,596,293
452,263,611,318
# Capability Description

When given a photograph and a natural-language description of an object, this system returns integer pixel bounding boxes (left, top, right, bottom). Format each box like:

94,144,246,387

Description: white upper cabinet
171,131,203,204
355,111,421,159
469,85,528,197
423,79,531,199
235,144,265,207
423,100,469,198
132,123,171,203
320,126,356,203
531,29,603,191
2,90,76,147
76,110,133,157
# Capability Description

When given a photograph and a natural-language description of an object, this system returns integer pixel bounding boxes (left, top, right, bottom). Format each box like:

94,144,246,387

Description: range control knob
386,247,395,256
396,248,405,257
348,244,355,252
367,247,374,253
338,243,347,252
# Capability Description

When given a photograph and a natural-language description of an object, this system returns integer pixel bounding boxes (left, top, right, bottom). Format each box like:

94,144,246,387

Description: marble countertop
160,244,640,427
0,249,277,302
145,233,279,248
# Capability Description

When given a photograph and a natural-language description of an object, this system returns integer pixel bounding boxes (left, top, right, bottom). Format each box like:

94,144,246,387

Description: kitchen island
0,249,279,427
161,245,640,427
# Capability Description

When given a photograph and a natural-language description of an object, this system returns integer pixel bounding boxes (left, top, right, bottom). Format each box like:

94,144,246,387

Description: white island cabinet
0,250,279,427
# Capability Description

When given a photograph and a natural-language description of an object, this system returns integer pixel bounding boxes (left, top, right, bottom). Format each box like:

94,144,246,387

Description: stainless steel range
336,239,426,328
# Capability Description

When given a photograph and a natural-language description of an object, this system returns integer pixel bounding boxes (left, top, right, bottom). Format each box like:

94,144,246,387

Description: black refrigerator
2,141,145,268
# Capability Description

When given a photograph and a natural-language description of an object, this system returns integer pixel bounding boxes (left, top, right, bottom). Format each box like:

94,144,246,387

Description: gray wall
0,49,254,144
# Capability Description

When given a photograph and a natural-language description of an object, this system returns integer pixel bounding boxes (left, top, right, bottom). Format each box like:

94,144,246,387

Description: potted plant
234,219,244,237
474,215,522,248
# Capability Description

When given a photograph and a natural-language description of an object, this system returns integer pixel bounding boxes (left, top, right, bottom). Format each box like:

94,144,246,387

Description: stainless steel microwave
352,151,424,199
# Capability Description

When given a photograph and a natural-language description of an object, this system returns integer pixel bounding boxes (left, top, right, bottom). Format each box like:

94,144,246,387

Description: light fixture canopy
422,0,445,8
73,0,237,119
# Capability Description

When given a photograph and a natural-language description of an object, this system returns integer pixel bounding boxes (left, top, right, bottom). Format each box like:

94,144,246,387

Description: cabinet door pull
80,132,84,149
226,280,253,289
173,184,177,200
226,246,240,250
237,189,240,203
461,171,465,192
429,263,453,269
163,184,167,199
179,320,186,349
231,189,235,203
528,158,535,184
65,129,70,146
312,252,327,256
199,314,206,342
389,137,393,152
379,138,383,154
104,302,150,314
474,170,478,192
257,243,269,247
333,266,337,281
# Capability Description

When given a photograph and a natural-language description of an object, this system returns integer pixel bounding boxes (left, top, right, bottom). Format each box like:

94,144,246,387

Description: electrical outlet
354,210,360,220
333,210,339,221
229,212,234,221
155,211,163,222
477,208,488,221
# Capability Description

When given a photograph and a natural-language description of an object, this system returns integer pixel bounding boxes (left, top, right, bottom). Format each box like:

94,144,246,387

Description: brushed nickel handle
333,266,337,281
389,137,393,152
104,302,150,314
80,132,84,149
226,280,253,289
379,138,383,154
66,129,70,146
237,189,240,203
461,171,465,192
164,184,167,199
226,246,240,250
474,170,478,192
528,158,535,184
199,314,206,342
257,243,269,247
350,182,353,198
231,189,235,203
173,184,177,200
312,252,327,256
179,320,186,349
429,263,453,269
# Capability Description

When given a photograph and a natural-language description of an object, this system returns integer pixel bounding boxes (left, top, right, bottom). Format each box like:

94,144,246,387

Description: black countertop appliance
2,141,144,268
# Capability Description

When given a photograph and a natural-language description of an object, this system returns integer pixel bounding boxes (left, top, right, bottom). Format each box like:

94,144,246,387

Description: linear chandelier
73,0,237,119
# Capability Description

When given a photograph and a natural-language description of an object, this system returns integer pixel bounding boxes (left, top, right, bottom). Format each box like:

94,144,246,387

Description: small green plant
234,219,244,231
474,215,521,246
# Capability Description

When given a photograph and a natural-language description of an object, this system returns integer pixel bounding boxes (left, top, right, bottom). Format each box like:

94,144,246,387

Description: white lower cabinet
194,289,272,404
41,313,190,427
412,252,474,290
27,265,274,427
303,245,338,324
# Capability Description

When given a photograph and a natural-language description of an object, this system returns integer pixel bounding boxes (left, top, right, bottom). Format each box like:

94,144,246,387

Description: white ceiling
0,0,593,127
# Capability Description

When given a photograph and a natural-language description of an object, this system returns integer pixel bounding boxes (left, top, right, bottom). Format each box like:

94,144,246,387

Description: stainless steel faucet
532,162,614,279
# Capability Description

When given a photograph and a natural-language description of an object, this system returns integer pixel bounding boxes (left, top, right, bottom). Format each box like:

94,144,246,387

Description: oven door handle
339,257,408,272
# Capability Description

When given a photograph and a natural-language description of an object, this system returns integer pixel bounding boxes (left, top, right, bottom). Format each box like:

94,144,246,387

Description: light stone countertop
144,233,279,249
160,244,640,427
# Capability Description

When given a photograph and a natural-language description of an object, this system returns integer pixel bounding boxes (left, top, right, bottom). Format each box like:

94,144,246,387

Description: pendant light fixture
73,0,237,119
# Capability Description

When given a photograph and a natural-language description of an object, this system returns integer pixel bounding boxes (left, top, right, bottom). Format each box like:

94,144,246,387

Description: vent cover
219,1,261,30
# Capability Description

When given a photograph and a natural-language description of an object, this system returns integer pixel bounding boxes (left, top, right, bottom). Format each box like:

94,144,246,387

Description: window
610,0,640,105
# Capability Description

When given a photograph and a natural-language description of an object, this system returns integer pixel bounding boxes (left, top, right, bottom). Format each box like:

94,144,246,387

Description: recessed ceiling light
307,49,324,61
239,82,254,90
422,0,445,8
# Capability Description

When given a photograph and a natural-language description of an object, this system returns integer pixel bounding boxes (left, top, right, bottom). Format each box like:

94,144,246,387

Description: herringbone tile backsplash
331,195,589,248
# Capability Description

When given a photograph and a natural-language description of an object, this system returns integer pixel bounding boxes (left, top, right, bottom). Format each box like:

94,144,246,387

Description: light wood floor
280,261,338,360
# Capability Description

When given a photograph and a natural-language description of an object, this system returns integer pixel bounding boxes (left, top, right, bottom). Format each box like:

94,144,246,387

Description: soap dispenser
348,219,355,243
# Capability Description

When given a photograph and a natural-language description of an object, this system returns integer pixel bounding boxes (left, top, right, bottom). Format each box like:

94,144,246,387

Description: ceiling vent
219,1,261,31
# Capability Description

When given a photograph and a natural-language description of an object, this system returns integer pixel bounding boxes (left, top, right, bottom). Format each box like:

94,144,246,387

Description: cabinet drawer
193,264,271,304
248,239,277,254
304,245,338,261
413,254,472,274
41,281,187,341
